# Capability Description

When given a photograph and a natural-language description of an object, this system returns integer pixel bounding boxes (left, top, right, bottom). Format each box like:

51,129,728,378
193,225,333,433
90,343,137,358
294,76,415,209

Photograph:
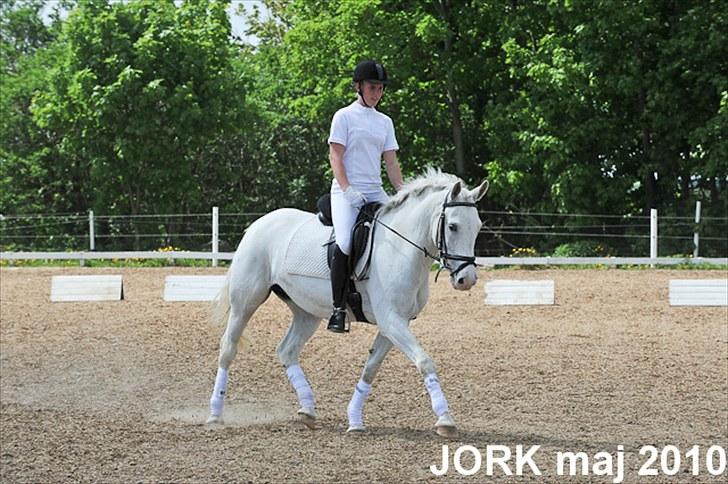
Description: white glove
343,186,367,208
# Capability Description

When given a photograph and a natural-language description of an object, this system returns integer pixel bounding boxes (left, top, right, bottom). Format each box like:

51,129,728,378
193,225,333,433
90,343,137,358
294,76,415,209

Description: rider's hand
343,186,367,208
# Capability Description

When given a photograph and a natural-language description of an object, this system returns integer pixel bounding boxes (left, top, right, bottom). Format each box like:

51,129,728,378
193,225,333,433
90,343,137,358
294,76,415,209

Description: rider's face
358,81,385,107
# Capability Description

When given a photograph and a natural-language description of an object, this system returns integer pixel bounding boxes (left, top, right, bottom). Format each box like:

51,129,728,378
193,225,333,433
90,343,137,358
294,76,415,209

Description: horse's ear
450,181,462,199
472,179,489,201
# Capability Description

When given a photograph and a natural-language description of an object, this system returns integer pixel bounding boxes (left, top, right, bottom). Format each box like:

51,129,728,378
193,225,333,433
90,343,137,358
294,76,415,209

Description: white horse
207,170,488,436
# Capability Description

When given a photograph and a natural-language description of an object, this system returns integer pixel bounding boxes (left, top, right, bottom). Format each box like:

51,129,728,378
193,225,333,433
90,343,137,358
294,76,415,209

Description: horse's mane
379,168,461,216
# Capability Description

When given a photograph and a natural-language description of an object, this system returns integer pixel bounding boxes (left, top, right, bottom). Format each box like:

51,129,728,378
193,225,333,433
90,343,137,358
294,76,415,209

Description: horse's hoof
435,413,458,438
297,408,318,430
206,415,224,425
346,424,365,433
436,425,458,439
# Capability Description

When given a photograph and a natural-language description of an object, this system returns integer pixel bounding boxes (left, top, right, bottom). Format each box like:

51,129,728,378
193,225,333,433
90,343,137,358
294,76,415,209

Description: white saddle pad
283,217,333,280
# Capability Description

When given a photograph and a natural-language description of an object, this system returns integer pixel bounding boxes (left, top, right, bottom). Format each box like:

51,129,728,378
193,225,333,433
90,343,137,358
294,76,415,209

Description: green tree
31,0,251,221
2,0,725,255
0,0,72,216
485,0,727,220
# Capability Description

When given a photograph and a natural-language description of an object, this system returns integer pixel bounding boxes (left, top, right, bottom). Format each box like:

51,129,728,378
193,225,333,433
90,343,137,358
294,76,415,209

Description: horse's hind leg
346,331,393,432
276,306,320,428
207,275,270,424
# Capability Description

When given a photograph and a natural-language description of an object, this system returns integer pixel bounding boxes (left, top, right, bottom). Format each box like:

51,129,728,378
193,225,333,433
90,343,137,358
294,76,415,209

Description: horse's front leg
346,331,394,432
377,315,457,438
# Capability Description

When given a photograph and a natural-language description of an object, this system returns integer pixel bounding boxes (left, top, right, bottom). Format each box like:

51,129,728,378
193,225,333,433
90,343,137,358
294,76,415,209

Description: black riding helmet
353,60,388,85
353,60,387,107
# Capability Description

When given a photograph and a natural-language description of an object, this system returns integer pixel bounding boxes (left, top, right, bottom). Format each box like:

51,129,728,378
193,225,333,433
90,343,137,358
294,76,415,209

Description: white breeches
331,187,388,255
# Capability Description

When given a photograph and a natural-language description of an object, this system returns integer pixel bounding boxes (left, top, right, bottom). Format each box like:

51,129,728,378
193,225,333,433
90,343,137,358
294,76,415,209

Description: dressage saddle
316,194,381,323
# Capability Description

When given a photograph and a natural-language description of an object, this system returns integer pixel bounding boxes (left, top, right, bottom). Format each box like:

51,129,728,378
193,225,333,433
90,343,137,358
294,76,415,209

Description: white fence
1,205,726,265
2,252,726,267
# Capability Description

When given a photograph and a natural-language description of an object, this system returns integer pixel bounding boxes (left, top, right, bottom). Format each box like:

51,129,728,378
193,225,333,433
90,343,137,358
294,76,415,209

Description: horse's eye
448,223,458,232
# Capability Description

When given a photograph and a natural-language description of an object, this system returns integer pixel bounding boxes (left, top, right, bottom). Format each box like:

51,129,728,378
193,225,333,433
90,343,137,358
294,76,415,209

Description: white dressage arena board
484,280,555,305
163,275,227,302
669,279,728,306
50,275,124,302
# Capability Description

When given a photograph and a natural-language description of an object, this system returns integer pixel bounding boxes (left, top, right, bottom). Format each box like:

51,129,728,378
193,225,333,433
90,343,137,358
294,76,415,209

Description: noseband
434,196,478,281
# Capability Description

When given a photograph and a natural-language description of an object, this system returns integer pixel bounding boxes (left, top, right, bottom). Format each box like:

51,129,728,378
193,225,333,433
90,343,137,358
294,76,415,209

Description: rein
363,193,479,281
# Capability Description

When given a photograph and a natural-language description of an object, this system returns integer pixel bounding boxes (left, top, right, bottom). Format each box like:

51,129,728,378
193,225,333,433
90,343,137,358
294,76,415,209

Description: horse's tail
210,271,231,326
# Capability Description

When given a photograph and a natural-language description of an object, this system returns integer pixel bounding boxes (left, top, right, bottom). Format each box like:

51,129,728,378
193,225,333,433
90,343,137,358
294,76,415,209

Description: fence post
693,201,701,258
82,210,95,267
650,209,657,264
212,206,219,267
89,210,95,251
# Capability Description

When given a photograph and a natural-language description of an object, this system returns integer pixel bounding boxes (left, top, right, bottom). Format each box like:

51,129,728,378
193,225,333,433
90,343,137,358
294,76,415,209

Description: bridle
433,196,479,281
366,192,479,281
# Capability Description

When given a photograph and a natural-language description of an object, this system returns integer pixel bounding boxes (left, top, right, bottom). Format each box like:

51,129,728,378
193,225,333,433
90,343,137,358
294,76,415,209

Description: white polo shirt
328,101,399,193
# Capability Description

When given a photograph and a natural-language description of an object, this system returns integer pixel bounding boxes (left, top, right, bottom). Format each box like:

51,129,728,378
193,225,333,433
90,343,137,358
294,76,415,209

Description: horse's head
434,178,489,291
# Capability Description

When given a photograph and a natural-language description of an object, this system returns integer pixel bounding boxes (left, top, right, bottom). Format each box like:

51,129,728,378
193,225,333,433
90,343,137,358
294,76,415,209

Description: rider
327,60,404,333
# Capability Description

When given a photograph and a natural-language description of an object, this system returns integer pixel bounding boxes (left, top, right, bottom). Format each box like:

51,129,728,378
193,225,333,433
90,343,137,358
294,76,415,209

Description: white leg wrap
347,379,372,429
286,364,315,410
424,374,449,417
210,367,229,417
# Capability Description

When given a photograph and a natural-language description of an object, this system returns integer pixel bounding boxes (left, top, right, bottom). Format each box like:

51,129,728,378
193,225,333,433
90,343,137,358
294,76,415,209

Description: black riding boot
327,246,350,333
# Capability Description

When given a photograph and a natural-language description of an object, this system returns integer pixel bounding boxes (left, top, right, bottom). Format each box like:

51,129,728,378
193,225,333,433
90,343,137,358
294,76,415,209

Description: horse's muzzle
450,267,477,291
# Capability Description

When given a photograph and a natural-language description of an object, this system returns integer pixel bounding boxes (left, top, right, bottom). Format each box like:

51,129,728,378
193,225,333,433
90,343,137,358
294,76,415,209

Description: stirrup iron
327,308,349,333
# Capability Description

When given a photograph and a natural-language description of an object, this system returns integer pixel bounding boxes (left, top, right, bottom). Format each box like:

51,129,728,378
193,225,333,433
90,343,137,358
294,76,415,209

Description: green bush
552,241,614,257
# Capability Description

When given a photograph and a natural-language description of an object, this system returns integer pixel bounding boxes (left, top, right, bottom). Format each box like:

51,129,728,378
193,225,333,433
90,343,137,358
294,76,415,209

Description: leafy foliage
1,0,725,255
552,241,614,258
